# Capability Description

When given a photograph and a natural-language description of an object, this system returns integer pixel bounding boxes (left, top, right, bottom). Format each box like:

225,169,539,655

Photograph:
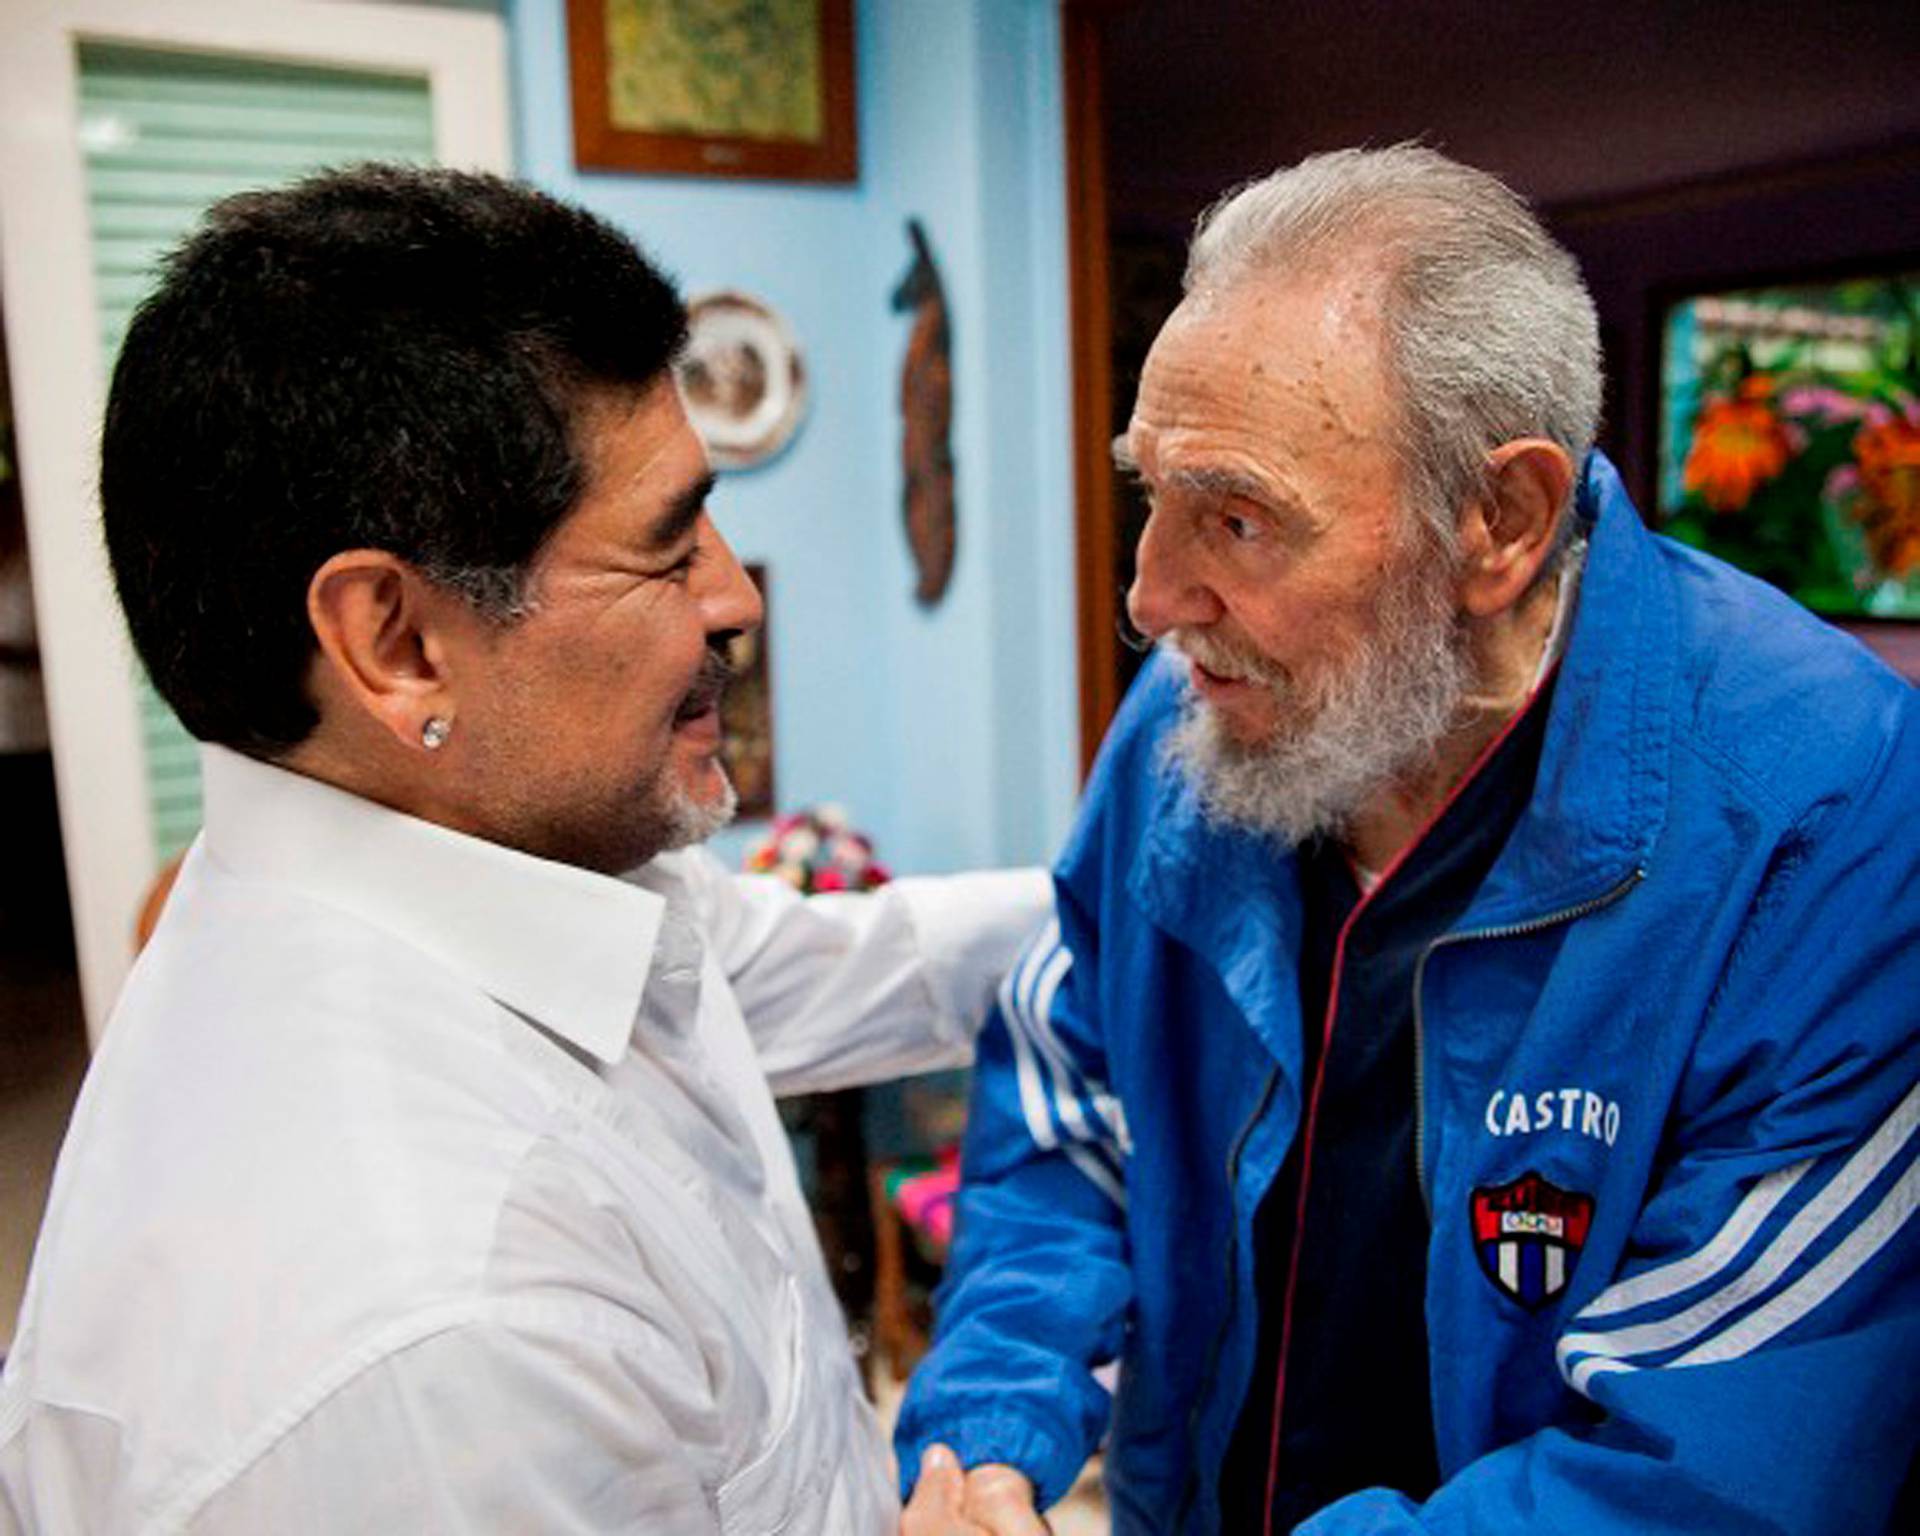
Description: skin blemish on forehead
1197,273,1392,455
1301,346,1381,447
1128,265,1405,493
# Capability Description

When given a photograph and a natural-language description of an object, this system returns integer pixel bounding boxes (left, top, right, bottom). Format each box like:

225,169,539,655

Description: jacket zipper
1172,868,1643,1524
1173,1063,1282,1534
1410,867,1646,1216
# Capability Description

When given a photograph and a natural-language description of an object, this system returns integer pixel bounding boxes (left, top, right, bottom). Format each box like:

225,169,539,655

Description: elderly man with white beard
895,146,1920,1536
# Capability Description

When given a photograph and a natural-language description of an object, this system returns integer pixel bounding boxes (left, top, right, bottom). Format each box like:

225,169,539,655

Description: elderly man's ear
305,550,462,753
1455,438,1575,618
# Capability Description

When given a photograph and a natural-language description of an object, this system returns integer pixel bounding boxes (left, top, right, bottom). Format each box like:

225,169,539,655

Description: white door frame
0,0,511,1041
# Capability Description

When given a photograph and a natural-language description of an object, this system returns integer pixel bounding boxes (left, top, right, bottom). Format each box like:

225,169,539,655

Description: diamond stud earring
421,716,452,751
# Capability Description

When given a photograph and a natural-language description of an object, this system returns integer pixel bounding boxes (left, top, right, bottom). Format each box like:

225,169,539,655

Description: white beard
656,767,739,853
1160,545,1472,848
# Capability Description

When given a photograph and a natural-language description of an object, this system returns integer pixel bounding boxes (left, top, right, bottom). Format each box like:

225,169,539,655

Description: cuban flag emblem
1471,1171,1594,1310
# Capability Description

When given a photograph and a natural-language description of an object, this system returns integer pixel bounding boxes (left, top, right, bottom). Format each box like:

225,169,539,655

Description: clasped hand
900,1445,1050,1535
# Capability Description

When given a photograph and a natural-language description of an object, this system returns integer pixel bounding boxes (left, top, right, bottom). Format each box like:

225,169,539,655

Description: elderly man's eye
1222,511,1260,542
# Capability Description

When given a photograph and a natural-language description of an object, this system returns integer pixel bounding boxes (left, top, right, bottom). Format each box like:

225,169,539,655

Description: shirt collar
1532,538,1586,689
198,745,664,1065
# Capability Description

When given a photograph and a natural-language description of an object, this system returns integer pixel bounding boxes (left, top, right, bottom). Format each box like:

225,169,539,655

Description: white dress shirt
0,747,1048,1534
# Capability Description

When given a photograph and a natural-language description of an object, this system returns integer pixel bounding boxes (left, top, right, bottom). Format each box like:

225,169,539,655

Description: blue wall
507,0,1079,874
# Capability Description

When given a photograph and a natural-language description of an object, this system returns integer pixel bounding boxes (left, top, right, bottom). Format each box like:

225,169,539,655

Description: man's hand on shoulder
901,1449,1050,1536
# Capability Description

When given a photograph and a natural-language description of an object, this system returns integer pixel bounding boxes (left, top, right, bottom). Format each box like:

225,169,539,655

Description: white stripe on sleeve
1576,1157,1812,1321
993,923,1127,1208
1672,1153,1918,1367
1029,943,1095,1146
998,943,1059,1153
1560,1079,1920,1390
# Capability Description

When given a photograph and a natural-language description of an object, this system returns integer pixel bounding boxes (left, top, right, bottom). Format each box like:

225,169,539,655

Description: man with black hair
0,166,1043,1533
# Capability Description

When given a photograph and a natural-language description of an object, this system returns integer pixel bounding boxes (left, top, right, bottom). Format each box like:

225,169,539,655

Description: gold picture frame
567,0,857,183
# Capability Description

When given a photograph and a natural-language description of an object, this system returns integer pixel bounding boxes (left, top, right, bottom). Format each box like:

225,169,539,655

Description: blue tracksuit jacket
896,453,1920,1533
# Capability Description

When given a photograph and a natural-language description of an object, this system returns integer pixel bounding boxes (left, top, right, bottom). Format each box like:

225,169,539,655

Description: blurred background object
746,806,896,1376
1655,274,1920,619
894,217,956,607
0,312,85,1365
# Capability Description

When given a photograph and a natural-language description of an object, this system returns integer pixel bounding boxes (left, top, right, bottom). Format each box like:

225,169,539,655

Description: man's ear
306,550,458,752
1456,438,1575,618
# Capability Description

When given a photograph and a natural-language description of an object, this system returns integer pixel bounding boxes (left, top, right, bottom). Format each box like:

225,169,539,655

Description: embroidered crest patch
1471,1171,1594,1309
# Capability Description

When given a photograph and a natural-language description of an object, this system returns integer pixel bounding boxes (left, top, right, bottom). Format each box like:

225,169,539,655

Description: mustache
1163,627,1288,690
675,639,739,719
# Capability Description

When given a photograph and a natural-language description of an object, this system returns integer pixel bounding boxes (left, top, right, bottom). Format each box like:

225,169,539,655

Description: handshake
901,1447,1050,1536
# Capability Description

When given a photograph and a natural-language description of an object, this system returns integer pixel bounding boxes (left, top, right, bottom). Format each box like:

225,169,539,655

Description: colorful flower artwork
1658,273,1920,619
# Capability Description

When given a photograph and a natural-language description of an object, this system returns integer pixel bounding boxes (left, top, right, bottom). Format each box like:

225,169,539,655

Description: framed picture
719,563,776,818
567,0,857,183
1654,264,1920,622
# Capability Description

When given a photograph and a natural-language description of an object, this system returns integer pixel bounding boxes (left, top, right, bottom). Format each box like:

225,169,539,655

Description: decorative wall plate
676,291,808,471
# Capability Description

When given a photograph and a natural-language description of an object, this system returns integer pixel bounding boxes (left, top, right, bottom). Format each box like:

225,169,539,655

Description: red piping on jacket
1259,665,1562,1534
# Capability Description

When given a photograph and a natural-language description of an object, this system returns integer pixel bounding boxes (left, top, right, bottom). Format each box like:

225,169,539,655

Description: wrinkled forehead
1175,259,1394,381
533,377,711,561
1183,252,1388,331
1126,268,1398,478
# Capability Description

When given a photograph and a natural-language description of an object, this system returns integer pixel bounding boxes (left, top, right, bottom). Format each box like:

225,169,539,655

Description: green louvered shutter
77,43,435,863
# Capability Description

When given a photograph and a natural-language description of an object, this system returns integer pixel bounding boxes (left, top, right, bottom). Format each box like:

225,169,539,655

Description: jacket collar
1467,450,1672,927
1127,451,1674,1057
198,745,664,1065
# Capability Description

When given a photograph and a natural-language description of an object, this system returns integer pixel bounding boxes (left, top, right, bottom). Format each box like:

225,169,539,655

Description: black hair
100,163,688,755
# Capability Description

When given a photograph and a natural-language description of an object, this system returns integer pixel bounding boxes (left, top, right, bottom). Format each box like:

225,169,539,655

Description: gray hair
1185,145,1601,563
